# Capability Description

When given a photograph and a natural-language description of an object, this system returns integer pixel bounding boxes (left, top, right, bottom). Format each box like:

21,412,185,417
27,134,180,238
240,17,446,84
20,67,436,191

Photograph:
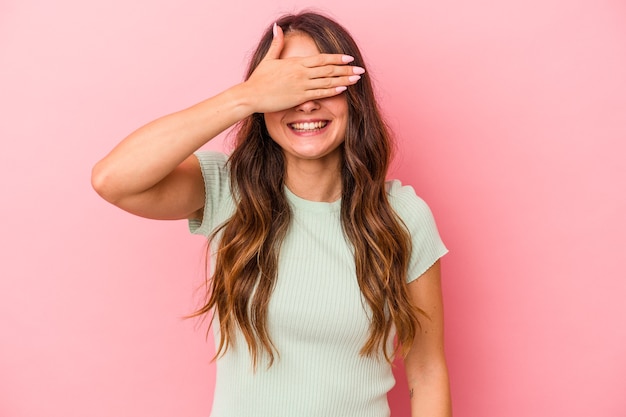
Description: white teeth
289,121,328,131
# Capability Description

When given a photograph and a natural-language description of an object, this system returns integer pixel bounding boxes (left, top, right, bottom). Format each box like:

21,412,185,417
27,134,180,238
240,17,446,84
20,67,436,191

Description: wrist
227,82,258,119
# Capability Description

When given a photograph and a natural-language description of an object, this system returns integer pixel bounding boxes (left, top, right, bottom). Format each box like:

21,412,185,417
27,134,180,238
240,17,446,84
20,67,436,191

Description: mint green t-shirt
189,151,448,417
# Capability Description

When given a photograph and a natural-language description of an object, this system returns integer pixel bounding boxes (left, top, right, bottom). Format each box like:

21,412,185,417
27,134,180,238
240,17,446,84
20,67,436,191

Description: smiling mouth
288,121,329,132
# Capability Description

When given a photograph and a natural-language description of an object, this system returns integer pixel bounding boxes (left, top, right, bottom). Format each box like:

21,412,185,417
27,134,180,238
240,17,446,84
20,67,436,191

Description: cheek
263,113,284,136
263,114,275,126
332,103,349,133
328,98,349,123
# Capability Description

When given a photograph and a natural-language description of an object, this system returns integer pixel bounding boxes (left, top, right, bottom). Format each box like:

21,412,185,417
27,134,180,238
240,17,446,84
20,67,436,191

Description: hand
242,23,365,113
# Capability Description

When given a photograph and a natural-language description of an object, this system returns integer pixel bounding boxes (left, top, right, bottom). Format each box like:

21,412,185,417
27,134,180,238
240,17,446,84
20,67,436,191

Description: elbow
91,161,120,204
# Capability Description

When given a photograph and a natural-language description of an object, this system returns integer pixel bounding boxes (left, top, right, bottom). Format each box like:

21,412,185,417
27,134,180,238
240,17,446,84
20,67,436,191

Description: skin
91,25,360,217
92,23,451,417
406,261,453,416
264,33,349,202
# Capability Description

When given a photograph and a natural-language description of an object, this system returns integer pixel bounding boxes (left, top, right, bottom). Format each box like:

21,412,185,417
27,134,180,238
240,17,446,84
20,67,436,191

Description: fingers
298,70,364,102
301,85,351,101
308,64,365,80
300,55,365,92
247,27,366,112
264,23,284,60
302,62,365,97
301,53,355,68
305,74,363,92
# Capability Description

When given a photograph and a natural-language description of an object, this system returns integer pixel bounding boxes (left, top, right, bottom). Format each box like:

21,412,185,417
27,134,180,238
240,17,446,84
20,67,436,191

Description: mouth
288,120,329,133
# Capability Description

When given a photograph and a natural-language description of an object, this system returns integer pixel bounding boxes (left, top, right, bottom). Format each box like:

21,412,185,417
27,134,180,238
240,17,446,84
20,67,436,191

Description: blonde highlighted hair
193,11,421,368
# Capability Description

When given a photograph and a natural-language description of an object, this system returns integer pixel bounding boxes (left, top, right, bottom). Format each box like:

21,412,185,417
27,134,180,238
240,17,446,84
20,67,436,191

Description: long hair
193,12,420,368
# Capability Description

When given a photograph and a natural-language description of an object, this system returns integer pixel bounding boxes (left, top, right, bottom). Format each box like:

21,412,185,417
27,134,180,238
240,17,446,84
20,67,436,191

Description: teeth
290,121,328,131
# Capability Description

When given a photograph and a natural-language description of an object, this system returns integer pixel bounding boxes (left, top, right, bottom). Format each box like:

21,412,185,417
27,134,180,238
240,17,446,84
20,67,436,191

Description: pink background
1,0,625,416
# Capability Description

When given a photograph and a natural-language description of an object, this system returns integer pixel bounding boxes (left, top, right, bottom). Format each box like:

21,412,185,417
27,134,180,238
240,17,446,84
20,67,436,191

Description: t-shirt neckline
284,186,342,213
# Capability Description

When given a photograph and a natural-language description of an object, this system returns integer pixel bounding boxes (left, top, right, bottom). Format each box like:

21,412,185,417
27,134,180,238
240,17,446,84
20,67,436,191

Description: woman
92,11,451,417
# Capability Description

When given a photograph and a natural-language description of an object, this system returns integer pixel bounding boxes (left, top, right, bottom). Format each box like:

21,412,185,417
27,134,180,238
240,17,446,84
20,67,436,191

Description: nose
295,99,320,112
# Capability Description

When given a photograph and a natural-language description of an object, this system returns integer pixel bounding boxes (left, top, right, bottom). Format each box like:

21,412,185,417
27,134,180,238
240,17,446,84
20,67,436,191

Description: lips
288,120,329,132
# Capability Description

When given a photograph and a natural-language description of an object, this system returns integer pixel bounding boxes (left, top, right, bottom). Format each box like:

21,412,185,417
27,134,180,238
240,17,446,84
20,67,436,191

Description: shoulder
385,179,441,243
195,150,229,168
386,179,448,281
385,179,432,220
188,151,234,236
194,151,231,188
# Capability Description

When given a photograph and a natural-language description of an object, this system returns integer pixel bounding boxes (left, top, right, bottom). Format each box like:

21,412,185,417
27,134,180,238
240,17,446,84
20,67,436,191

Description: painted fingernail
272,22,277,38
352,66,365,75
342,55,355,63
336,86,348,93
349,75,361,82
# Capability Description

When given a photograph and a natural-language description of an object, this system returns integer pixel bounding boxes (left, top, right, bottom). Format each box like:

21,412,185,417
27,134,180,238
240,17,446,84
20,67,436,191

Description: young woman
92,12,451,417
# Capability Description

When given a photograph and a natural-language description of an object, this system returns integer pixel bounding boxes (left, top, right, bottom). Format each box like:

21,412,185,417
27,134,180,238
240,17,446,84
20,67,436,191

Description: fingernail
349,75,361,82
336,86,347,93
352,66,365,75
342,55,355,63
272,22,277,38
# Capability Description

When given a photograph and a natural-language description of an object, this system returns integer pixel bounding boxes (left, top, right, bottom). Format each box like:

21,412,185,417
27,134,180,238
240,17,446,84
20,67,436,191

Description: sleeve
187,151,233,237
387,180,449,283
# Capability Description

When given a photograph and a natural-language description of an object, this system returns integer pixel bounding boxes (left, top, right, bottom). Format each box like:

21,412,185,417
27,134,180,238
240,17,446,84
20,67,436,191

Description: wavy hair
193,12,421,368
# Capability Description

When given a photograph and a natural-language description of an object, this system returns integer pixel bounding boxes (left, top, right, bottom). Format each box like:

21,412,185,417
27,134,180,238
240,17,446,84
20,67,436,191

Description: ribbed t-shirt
188,151,448,417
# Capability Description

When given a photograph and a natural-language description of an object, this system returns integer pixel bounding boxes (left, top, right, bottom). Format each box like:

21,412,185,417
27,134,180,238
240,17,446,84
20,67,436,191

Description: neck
284,159,342,203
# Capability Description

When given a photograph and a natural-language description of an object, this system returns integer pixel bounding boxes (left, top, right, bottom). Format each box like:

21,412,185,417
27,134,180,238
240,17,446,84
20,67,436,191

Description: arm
404,260,452,417
91,86,251,220
91,25,363,220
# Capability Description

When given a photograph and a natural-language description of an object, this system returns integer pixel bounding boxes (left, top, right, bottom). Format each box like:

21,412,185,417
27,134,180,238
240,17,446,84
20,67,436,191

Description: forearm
92,83,253,202
408,362,452,417
404,262,452,416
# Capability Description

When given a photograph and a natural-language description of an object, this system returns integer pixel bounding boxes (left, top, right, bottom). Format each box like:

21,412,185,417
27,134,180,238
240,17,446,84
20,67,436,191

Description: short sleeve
386,180,448,283
187,151,234,237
